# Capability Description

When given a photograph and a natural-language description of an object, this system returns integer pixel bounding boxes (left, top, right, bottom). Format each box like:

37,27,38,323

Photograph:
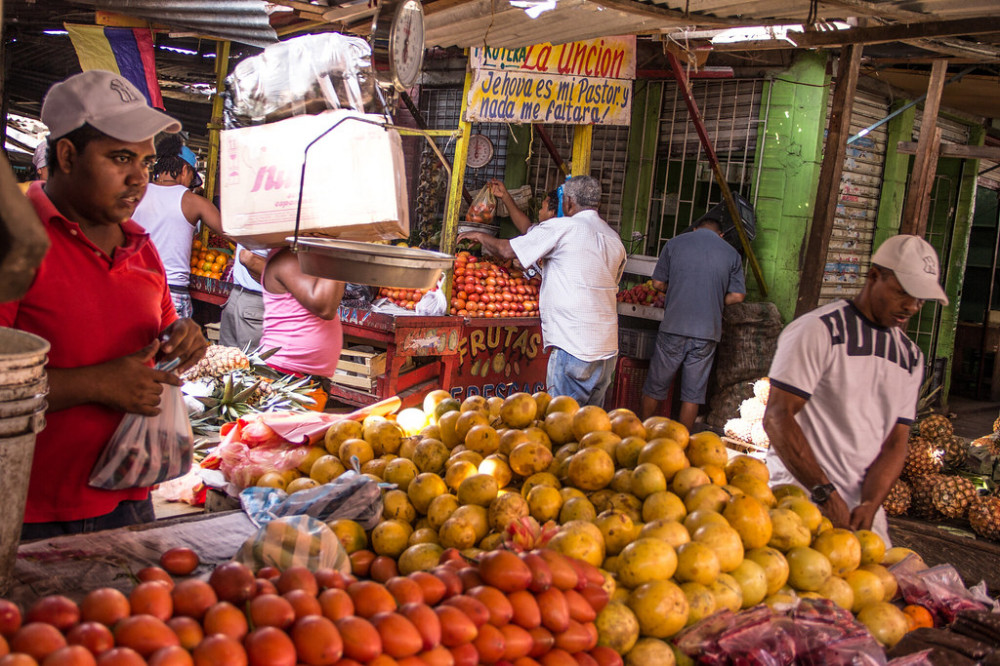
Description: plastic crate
605,356,672,416
619,327,657,360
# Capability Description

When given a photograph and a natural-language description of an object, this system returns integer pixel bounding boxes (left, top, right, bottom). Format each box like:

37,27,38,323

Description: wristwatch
810,483,837,505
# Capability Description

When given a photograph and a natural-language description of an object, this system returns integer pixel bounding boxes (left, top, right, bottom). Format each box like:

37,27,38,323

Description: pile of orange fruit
0,544,618,666
190,239,231,280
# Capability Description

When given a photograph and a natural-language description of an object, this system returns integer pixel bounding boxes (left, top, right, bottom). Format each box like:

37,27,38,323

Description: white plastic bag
415,278,447,316
89,363,194,490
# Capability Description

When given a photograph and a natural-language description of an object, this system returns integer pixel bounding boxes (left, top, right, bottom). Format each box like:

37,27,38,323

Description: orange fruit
129,582,172,621
113,615,179,657
318,589,354,622
26,596,79,631
11,623,67,661
283,590,322,621
159,548,199,576
81,588,130,627
166,616,203,651
248,595,295,630
336,616,383,662
0,655,38,666
347,581,397,618
276,567,319,597
202,602,248,641
903,604,934,630
243,627,296,666
65,622,114,655
291,615,343,665
136,567,175,591
0,599,22,637
94,648,145,666
39,646,97,666
171,580,217,620
191,635,247,666
147,645,194,666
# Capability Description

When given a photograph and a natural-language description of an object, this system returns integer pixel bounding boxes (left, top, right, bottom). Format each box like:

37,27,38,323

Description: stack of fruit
377,287,431,311
0,545,616,666
190,239,231,281
883,413,1000,544
616,281,664,308
450,252,540,318
234,389,937,658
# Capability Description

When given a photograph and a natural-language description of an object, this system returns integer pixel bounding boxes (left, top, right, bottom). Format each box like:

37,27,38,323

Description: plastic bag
89,364,194,490
891,559,991,624
465,186,496,224
415,278,447,316
233,514,350,573
239,471,383,529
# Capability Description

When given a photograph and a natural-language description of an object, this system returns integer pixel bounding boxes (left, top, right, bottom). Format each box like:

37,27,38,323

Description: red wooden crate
606,356,672,416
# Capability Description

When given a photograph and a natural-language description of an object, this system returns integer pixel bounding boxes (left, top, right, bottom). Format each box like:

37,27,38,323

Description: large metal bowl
293,238,454,289
457,221,500,238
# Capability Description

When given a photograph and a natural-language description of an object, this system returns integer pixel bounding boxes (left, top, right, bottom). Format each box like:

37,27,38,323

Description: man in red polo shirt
0,70,207,538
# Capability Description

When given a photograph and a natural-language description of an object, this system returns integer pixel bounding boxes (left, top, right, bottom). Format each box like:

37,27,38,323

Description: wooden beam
788,17,1000,48
914,127,942,237
816,0,930,22
795,43,863,317
900,59,947,235
587,0,735,26
897,141,1000,161
322,2,376,23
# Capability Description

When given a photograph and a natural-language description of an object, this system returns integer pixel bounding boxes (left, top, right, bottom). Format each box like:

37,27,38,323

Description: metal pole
400,90,472,205
440,66,474,303
535,125,571,176
666,50,768,297
847,66,975,145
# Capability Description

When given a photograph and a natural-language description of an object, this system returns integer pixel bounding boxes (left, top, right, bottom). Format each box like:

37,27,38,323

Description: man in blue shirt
640,219,746,429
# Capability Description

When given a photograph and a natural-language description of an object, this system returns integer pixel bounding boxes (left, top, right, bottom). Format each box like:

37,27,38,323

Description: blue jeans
547,348,617,407
644,332,716,404
20,498,156,541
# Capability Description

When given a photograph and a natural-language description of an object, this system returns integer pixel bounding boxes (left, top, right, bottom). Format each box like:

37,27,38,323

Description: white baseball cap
41,70,180,143
871,234,949,305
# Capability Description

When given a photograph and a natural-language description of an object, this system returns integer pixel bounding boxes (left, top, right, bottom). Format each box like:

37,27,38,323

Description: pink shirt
259,258,343,378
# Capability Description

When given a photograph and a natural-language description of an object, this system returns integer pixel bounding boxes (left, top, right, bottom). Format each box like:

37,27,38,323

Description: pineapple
902,437,944,480
919,413,953,441
910,473,946,519
930,475,978,519
993,415,1000,434
883,479,912,516
972,434,1000,457
942,436,968,468
184,345,250,381
969,496,1000,541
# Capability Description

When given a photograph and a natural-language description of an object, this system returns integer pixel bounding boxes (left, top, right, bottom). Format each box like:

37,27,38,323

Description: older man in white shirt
458,175,625,406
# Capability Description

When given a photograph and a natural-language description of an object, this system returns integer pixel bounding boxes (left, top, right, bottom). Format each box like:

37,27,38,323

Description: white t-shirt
231,243,267,293
509,209,625,361
765,300,923,541
132,184,192,287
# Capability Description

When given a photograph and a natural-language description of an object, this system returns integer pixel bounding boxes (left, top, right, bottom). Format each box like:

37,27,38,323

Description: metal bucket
0,431,36,595
0,328,50,386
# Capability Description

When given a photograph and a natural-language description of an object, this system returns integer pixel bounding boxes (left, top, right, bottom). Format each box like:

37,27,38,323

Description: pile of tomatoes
451,252,540,319
0,545,620,666
378,288,431,311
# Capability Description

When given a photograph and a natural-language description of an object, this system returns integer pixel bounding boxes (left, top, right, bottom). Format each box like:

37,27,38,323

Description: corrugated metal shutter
525,124,630,231
819,90,890,304
647,78,764,251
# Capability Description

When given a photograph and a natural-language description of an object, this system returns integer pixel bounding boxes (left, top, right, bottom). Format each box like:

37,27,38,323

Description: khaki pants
219,287,264,350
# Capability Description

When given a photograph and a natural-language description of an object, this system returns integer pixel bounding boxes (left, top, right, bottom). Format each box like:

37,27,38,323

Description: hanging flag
65,24,164,109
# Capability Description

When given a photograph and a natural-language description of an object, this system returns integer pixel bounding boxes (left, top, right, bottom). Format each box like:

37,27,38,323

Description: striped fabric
65,23,164,109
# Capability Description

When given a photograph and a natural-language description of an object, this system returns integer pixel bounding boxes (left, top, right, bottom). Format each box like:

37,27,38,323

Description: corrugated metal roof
69,0,279,47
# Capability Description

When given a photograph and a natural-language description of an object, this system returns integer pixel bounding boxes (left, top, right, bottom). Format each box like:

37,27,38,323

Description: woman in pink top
260,247,344,383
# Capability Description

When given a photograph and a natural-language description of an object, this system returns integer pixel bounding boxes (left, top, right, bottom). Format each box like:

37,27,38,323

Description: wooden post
915,127,942,237
204,40,231,205
571,125,593,176
900,59,947,235
794,44,862,317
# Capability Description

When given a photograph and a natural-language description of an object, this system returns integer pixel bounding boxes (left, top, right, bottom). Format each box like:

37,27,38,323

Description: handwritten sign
467,36,635,126
450,323,550,401
471,36,636,78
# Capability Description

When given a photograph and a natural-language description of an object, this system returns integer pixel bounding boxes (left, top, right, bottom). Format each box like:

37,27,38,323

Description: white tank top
133,184,193,287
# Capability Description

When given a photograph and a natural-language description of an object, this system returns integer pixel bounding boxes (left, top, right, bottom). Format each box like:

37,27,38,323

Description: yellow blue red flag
65,24,164,109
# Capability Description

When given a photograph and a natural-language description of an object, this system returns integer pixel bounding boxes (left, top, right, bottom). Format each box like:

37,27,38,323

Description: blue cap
178,145,203,188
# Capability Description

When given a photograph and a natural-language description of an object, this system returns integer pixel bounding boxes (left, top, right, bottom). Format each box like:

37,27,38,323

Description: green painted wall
620,80,663,247
934,125,985,406
872,102,916,249
749,51,830,322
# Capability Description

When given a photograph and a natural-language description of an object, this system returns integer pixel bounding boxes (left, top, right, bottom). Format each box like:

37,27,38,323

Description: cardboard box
220,111,409,248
